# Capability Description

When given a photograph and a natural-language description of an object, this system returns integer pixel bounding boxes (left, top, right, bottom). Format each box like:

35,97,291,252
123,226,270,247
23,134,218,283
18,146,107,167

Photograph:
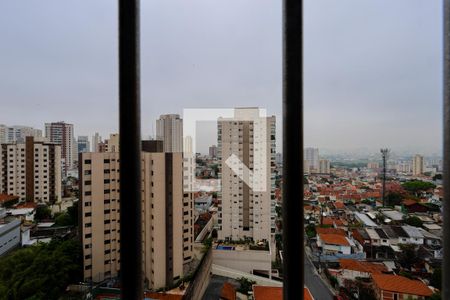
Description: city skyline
0,0,443,154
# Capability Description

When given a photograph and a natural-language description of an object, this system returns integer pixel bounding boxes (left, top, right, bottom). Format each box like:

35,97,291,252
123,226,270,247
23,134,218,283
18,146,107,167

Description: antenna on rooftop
380,148,390,207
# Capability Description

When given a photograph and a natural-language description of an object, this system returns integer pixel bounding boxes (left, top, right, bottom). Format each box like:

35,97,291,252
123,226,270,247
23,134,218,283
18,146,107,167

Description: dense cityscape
0,110,444,299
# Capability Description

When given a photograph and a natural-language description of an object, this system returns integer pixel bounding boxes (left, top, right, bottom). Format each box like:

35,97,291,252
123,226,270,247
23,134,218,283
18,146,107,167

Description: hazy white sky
0,0,443,154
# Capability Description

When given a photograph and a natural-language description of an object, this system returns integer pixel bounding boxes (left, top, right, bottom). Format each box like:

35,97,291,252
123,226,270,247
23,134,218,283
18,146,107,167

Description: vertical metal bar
443,0,450,298
119,0,142,299
282,0,303,299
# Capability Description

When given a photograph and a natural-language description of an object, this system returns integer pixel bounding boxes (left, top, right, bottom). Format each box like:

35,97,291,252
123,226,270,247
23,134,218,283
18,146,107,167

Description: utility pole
380,149,389,207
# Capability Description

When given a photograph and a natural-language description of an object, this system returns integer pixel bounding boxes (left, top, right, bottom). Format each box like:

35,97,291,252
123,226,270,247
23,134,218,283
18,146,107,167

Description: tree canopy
0,239,82,300
402,181,436,194
405,216,423,228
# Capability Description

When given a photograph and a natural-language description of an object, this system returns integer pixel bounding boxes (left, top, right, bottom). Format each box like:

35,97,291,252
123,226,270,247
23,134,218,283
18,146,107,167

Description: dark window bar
443,0,450,298
282,0,304,299
119,0,143,299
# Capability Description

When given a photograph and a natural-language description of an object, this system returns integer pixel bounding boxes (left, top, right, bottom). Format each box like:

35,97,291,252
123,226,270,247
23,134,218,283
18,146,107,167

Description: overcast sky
0,0,443,155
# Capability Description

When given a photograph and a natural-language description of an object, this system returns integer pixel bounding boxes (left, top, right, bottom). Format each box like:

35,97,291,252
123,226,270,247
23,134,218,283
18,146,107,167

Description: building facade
156,114,183,153
217,108,276,242
319,159,331,174
412,154,424,175
92,133,102,153
305,147,319,173
45,122,75,172
77,136,90,153
209,145,217,158
80,143,185,289
0,137,61,204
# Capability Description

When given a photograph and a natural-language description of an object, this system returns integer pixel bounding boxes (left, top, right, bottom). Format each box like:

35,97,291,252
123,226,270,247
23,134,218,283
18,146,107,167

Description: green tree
430,268,442,290
397,244,419,269
402,181,436,195
0,239,82,300
305,224,316,238
67,201,79,226
54,213,72,226
236,277,256,295
405,216,423,227
386,192,404,206
35,205,52,221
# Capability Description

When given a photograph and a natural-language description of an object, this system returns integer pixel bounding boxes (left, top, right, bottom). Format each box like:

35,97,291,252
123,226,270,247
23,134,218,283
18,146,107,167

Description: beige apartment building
156,114,183,153
217,108,276,242
45,122,75,172
319,159,331,174
80,142,185,289
412,154,424,175
0,136,61,204
156,114,195,263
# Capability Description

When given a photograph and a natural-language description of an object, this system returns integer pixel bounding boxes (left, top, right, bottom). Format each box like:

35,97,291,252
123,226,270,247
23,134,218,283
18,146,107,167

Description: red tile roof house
252,285,314,300
371,274,433,300
338,259,388,284
317,233,352,255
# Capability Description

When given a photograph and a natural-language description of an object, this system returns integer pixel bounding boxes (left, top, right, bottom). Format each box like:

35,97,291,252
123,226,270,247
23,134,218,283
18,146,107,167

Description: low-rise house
339,259,388,282
0,208,21,257
252,285,314,300
317,233,351,255
371,274,432,300
401,225,424,245
402,199,429,213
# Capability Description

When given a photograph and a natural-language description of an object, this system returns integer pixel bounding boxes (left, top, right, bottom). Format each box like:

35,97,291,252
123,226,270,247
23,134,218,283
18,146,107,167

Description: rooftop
319,233,350,246
372,274,432,297
252,286,314,300
339,259,387,274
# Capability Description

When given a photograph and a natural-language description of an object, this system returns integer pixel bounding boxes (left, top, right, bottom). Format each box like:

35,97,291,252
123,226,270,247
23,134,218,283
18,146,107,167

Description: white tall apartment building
8,126,43,143
0,137,61,204
319,159,331,174
79,142,185,288
304,147,319,172
0,125,42,144
217,108,276,242
45,122,75,172
92,133,102,152
412,154,424,175
156,114,183,153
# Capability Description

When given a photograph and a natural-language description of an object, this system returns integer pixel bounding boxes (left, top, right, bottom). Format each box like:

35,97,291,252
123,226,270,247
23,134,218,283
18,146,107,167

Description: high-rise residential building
217,108,276,242
319,159,331,174
80,141,186,288
77,136,90,153
156,114,183,153
0,137,61,204
45,122,75,172
105,133,119,153
92,133,102,152
0,125,7,144
367,162,380,169
412,154,424,175
303,159,310,174
4,125,43,143
304,147,319,173
209,145,217,158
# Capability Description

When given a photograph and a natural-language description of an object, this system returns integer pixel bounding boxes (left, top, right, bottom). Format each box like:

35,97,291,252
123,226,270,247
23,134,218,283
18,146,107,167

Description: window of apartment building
85,191,91,196
84,265,92,270
84,202,91,207
85,223,92,228
104,179,110,184
84,180,91,185
85,233,92,239
84,159,91,164
84,170,91,175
